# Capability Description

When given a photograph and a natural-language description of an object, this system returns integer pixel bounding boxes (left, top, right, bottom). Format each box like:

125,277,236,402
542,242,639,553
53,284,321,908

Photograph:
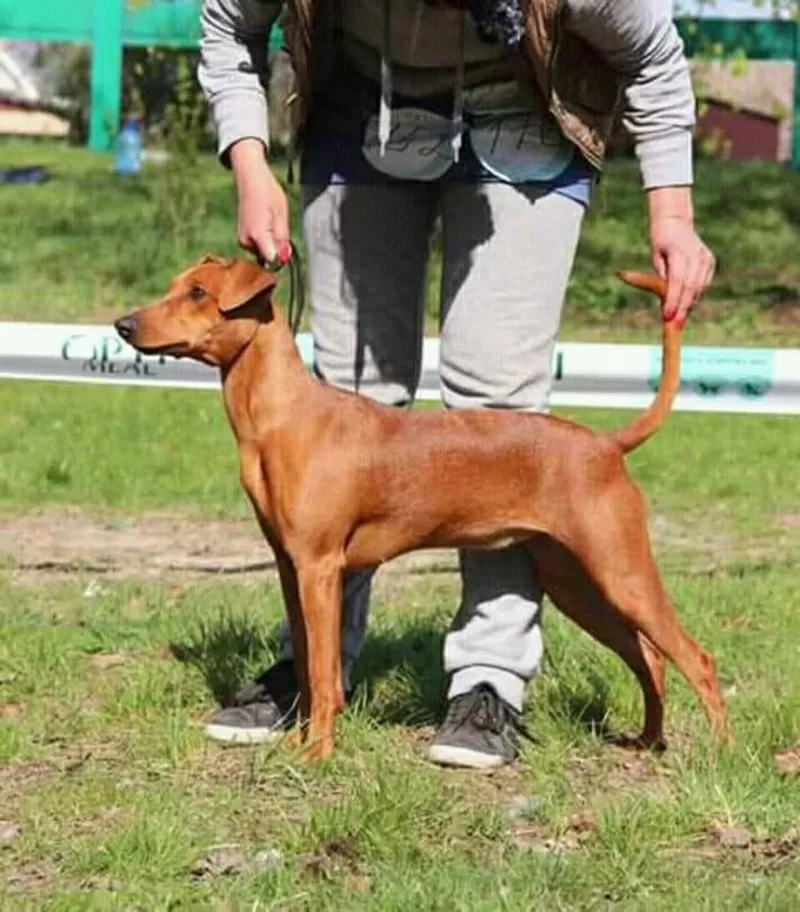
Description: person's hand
230,139,291,265
647,187,715,327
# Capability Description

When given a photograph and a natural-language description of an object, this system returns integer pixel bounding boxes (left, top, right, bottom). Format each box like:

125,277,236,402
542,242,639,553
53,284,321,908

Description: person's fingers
652,249,667,281
255,228,277,264
676,255,705,325
270,198,290,254
238,191,284,263
679,247,717,327
277,240,293,265
239,233,275,263
663,249,687,322
702,253,717,301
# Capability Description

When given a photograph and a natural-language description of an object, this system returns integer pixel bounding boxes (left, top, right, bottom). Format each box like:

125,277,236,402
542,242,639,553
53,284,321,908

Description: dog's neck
220,305,314,443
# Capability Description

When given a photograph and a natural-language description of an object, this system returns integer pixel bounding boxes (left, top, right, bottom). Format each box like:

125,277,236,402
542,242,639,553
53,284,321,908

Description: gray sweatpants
277,179,584,711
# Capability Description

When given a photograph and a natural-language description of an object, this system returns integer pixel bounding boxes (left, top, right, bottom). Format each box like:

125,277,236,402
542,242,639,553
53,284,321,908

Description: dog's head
115,255,278,367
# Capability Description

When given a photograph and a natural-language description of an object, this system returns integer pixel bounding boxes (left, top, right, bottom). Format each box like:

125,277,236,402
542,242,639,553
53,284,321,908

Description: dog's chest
238,447,273,515
238,446,294,541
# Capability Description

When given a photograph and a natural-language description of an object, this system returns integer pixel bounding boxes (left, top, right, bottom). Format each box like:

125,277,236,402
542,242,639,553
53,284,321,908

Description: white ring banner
1,322,799,416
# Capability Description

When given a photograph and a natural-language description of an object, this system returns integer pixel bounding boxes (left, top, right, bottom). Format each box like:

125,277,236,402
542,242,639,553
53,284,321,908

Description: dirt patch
601,754,667,793
189,843,283,883
443,762,527,817
651,513,800,576
774,745,800,777
0,509,458,586
511,808,598,856
0,762,55,811
0,510,273,582
649,514,738,566
0,747,123,807
665,826,800,872
569,746,672,798
0,762,53,789
0,822,21,843
0,703,25,721
1,508,788,590
3,858,59,895
300,835,368,887
87,652,136,671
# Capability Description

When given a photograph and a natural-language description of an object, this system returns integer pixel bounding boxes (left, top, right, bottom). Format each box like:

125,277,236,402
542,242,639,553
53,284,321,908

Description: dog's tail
606,271,681,455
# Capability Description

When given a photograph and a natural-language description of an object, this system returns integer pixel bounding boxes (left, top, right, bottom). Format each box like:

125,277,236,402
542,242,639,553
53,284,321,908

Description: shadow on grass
353,616,446,727
537,664,618,742
168,609,448,724
169,604,622,740
169,612,278,706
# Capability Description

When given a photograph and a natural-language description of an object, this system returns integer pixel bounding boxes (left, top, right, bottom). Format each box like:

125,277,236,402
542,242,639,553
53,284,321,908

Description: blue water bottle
114,118,143,176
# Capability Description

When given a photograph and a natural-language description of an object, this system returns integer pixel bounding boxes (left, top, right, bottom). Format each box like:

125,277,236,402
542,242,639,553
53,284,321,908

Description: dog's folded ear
218,259,278,314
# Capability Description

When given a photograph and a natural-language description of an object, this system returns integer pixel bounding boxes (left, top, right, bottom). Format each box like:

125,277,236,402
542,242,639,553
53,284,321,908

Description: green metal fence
0,1,799,165
0,0,281,150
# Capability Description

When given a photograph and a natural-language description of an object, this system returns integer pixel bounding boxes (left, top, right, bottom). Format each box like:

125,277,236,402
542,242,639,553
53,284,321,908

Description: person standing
198,0,714,768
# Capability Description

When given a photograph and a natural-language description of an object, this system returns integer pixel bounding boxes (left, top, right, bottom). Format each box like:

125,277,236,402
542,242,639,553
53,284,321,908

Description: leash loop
257,240,306,338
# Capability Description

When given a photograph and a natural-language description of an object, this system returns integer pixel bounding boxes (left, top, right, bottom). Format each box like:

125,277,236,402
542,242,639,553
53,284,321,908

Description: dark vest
282,0,622,170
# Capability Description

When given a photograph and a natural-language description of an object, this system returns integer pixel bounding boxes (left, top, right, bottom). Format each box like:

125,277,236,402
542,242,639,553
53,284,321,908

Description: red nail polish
278,242,292,265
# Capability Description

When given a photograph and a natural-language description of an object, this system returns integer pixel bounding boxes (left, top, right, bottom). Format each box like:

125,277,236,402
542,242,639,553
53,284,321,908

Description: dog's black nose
115,316,136,341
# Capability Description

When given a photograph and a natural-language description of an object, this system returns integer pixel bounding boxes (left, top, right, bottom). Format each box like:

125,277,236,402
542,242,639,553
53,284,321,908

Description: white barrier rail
1,322,800,415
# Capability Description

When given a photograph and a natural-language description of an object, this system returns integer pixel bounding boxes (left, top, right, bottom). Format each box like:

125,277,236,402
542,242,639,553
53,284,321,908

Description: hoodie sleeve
198,0,283,163
566,0,696,189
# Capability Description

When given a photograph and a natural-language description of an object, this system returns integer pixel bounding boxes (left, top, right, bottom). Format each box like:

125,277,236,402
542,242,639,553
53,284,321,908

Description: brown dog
115,256,730,762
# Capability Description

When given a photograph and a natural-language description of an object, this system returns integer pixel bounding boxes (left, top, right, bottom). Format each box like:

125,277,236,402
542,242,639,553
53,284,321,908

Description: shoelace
448,687,510,735
448,687,536,743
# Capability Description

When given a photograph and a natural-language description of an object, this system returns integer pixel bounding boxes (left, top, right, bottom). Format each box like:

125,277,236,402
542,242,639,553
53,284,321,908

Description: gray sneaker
204,660,298,745
427,684,526,769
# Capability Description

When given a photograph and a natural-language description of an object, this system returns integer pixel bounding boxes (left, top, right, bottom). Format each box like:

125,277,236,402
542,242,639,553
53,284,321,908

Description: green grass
1,379,799,908
2,138,800,345
1,567,799,909
2,381,798,538
2,139,800,907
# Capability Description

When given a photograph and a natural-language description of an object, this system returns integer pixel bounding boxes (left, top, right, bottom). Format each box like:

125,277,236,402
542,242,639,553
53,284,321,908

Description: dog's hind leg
529,535,666,749
562,485,730,744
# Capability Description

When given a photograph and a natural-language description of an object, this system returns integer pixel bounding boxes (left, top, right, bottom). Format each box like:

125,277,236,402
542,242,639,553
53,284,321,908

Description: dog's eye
188,285,207,302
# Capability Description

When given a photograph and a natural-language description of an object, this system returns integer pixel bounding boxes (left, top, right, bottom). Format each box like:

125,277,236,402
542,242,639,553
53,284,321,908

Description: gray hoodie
198,0,696,189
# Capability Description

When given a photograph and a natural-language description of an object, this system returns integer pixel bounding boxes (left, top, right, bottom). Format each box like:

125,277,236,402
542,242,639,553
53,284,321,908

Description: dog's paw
299,740,334,764
283,728,306,751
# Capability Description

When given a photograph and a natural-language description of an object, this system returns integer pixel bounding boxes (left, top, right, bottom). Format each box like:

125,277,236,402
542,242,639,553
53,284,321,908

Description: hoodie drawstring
378,0,393,156
451,10,465,164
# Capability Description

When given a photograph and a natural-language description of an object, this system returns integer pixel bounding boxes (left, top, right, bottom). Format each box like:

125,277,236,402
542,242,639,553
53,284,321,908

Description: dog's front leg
295,556,345,763
274,549,309,748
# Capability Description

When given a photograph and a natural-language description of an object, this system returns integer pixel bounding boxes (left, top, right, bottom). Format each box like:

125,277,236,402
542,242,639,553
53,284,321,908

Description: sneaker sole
204,723,282,745
427,743,510,770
